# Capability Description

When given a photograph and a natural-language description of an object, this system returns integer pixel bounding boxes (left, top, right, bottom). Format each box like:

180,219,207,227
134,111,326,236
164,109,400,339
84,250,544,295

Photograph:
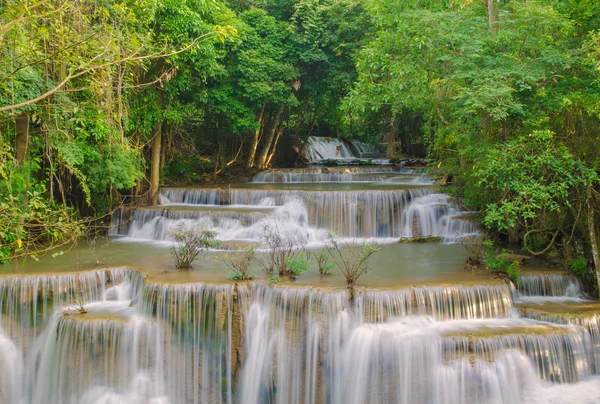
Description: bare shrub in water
315,247,333,275
258,225,308,280
327,233,381,298
60,276,88,314
460,237,484,270
223,245,257,281
170,228,219,269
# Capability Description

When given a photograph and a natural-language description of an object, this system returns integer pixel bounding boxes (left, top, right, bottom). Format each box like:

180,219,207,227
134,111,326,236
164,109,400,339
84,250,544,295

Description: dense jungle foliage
1,0,599,288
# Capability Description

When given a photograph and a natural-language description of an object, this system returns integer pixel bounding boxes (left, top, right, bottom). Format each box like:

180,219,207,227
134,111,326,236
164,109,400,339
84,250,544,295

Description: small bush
327,233,381,298
268,274,281,284
483,240,520,285
460,238,484,269
570,256,588,278
223,245,257,281
170,228,219,269
315,248,333,275
258,225,308,280
284,252,310,278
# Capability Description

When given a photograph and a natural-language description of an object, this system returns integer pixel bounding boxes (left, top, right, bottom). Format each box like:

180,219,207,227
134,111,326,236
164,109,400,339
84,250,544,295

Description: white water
113,187,477,244
302,136,388,164
0,268,599,403
8,165,600,403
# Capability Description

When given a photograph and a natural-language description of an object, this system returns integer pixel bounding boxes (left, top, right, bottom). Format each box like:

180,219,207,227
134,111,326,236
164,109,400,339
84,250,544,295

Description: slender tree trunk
160,123,168,174
246,106,265,168
149,121,162,205
266,126,284,167
385,131,397,160
15,113,29,165
587,189,600,296
257,105,284,169
487,0,497,36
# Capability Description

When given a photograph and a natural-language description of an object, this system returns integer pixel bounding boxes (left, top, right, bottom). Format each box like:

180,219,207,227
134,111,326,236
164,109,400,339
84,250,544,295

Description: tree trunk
149,121,162,205
246,106,265,168
487,0,497,36
266,126,284,167
256,105,284,169
386,131,397,160
587,189,600,296
160,123,168,174
15,113,29,165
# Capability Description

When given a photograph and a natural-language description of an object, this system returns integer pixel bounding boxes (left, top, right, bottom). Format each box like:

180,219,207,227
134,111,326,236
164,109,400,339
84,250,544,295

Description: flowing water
301,136,388,164
2,164,600,403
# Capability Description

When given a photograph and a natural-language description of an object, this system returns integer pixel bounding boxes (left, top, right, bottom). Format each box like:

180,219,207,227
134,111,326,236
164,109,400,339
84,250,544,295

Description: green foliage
284,252,310,278
472,131,597,231
327,232,381,294
468,131,598,253
321,159,340,167
268,274,281,284
163,154,213,184
314,248,333,275
0,147,84,263
570,256,589,278
169,228,219,269
258,225,308,279
483,240,521,286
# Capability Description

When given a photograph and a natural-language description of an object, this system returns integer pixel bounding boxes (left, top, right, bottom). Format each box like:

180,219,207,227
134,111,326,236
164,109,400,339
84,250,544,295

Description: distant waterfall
301,136,387,164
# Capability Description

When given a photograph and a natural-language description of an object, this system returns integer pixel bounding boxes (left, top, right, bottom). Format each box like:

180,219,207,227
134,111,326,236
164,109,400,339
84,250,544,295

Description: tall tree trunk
256,105,284,169
246,106,265,168
487,0,497,36
15,113,29,165
160,123,168,174
587,189,600,296
385,119,399,159
386,131,397,160
266,127,284,167
149,121,162,205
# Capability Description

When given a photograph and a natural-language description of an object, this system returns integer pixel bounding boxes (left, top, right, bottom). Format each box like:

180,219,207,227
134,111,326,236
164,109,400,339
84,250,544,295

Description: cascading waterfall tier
301,136,386,164
111,187,477,242
251,168,428,183
1,267,600,404
516,273,584,299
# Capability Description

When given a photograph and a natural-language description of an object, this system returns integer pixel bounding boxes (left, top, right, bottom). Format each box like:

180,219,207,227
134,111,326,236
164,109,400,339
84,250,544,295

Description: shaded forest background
1,0,600,286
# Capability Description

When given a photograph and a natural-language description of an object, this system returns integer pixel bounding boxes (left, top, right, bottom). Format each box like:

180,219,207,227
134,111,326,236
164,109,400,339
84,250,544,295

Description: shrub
284,252,310,278
223,245,257,281
170,228,219,269
460,238,484,269
570,256,588,278
327,233,381,298
483,240,520,285
315,248,333,275
258,225,308,280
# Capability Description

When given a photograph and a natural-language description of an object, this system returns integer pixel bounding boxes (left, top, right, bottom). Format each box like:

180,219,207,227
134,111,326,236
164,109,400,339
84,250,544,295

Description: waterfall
251,168,427,183
138,282,235,404
516,274,584,299
1,267,600,403
112,188,476,242
9,157,600,403
301,137,389,164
